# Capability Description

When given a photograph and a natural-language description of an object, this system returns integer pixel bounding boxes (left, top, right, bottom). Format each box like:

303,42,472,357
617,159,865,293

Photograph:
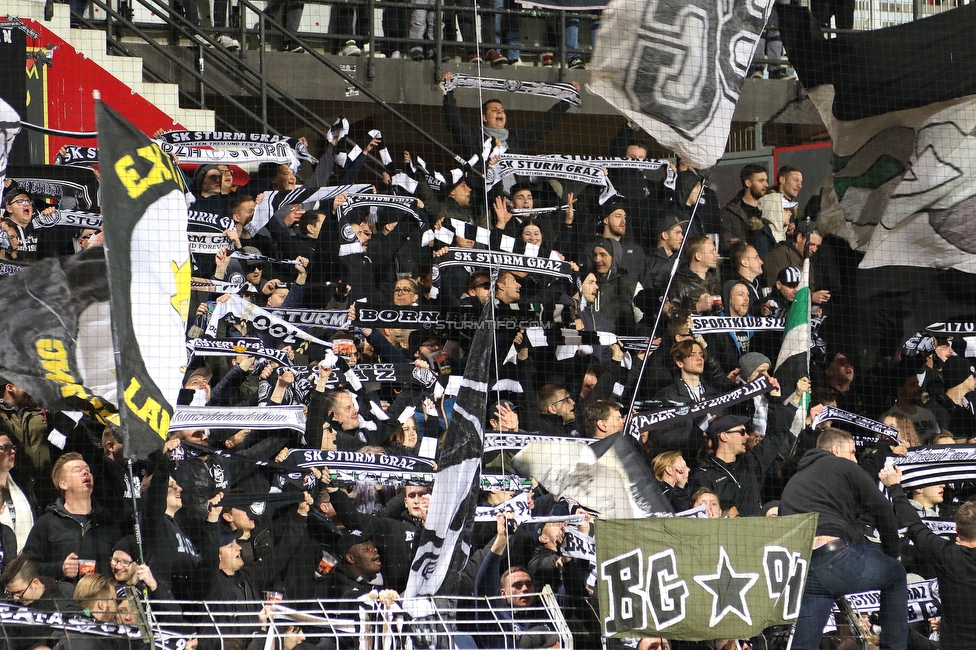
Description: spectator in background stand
725,245,765,314
758,166,803,245
721,164,769,256
811,0,855,32
749,0,790,80
257,0,306,52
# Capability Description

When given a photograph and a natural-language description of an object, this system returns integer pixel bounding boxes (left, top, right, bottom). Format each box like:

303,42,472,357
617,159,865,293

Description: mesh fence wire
0,0,973,647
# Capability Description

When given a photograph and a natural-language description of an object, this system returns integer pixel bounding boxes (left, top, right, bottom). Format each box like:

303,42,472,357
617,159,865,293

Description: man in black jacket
687,411,792,517
2,554,75,650
881,465,976,650
780,429,907,650
23,453,122,581
205,494,310,641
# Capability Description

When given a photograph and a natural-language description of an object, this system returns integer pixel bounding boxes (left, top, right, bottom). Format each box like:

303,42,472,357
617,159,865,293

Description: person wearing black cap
687,410,793,517
780,428,906,650
205,493,311,639
318,525,382,599
927,356,976,441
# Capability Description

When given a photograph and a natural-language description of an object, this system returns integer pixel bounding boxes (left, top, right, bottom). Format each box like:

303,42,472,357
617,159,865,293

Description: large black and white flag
0,99,21,193
0,250,120,425
587,0,773,168
781,4,976,273
405,303,492,598
97,101,191,461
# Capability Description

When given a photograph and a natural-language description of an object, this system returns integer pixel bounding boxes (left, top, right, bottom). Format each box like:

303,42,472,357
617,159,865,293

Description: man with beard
599,201,650,287
758,165,803,245
721,164,769,255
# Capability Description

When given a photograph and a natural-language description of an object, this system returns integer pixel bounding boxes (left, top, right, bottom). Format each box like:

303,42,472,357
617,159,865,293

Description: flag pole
622,171,710,436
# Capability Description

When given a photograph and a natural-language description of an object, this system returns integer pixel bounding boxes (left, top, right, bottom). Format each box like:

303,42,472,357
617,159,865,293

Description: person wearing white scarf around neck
0,434,34,552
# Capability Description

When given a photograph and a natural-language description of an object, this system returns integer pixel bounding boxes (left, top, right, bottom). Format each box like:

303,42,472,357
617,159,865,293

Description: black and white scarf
889,444,976,488
246,183,372,237
487,154,617,203
207,294,333,346
436,247,576,279
814,406,899,443
442,74,581,106
54,145,100,166
630,376,774,436
691,315,786,334
187,337,292,365
29,209,103,230
170,405,307,432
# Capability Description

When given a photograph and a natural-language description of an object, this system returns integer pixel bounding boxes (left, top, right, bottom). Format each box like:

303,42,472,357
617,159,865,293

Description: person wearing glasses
688,411,794,517
75,228,98,253
108,536,168,602
536,384,580,438
1,554,74,649
0,434,34,552
2,188,39,261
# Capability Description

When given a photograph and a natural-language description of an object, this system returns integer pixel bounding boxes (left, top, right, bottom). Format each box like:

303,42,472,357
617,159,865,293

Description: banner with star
597,515,816,640
96,101,191,461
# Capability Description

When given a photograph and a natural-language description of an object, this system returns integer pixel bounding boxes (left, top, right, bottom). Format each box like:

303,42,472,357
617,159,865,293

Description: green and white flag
774,258,811,432
597,515,817,640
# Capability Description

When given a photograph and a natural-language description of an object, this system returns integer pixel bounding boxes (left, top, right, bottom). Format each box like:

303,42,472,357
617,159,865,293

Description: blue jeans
793,543,907,650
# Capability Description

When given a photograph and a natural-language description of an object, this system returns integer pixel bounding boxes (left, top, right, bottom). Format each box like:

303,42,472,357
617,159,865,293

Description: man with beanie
590,239,639,335
598,201,650,287
928,357,976,441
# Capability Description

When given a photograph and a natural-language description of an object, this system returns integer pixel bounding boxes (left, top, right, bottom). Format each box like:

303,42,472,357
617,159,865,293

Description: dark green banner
597,515,817,641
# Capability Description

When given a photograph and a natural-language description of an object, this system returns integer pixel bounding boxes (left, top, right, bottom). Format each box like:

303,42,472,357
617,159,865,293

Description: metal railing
0,589,574,649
